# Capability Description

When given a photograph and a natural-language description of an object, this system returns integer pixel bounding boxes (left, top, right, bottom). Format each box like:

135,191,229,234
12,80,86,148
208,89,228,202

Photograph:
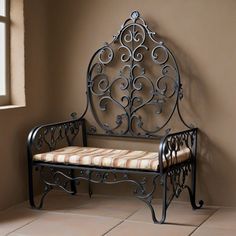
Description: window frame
0,0,10,105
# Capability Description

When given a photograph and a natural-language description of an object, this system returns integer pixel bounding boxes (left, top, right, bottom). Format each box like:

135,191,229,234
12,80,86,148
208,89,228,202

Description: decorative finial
131,11,140,21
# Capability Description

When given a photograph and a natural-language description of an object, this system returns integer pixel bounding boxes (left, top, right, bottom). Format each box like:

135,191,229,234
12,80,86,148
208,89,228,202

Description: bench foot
144,199,167,224
29,166,78,209
34,185,52,209
136,174,167,224
187,161,204,210
28,166,52,209
185,173,204,210
186,185,204,210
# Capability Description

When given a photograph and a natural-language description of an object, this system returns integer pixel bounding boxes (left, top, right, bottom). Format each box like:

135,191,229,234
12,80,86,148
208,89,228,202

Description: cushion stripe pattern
33,146,190,171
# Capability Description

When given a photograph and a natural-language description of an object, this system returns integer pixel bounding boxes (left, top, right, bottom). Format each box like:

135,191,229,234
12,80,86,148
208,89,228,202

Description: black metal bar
70,169,77,195
86,132,163,140
88,171,93,198
80,118,91,196
160,172,168,223
191,128,198,204
81,119,88,147
33,161,160,175
186,128,204,209
27,127,37,208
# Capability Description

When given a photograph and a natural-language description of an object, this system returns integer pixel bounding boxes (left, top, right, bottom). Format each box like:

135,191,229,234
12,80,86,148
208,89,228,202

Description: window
0,0,9,105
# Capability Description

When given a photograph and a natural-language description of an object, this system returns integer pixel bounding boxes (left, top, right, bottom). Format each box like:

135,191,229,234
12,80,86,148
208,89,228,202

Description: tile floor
0,191,235,236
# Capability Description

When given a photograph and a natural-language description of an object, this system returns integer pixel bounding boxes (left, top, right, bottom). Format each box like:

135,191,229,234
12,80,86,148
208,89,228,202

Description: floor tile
1,192,232,236
191,226,236,236
201,208,236,230
34,191,90,212
22,191,142,219
9,212,121,236
105,220,195,236
0,206,44,236
128,201,216,226
67,195,143,219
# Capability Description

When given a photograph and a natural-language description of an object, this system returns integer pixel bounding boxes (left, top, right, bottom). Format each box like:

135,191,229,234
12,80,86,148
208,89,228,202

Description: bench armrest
27,114,86,159
158,128,198,173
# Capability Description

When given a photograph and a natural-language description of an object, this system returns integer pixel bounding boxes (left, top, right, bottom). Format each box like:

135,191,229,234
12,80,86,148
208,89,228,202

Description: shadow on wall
159,31,236,206
159,37,213,204
146,17,209,123
197,131,236,206
146,17,233,205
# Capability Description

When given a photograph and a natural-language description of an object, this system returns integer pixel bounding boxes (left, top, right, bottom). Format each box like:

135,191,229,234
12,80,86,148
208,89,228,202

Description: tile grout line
5,218,40,236
102,209,141,236
188,208,220,236
4,209,49,236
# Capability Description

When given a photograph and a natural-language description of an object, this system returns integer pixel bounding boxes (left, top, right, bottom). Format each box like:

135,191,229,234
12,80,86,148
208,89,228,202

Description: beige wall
0,0,52,210
46,0,236,206
1,0,236,210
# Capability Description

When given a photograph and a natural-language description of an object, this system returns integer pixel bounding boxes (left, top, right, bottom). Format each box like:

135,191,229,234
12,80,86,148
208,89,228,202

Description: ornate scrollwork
98,45,114,65
166,164,191,205
37,164,197,223
38,167,157,195
37,166,161,205
151,44,169,65
161,129,196,169
32,120,81,151
87,11,187,138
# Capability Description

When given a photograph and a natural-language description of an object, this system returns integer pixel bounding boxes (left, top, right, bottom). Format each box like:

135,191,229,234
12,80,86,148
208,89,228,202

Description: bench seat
33,146,190,171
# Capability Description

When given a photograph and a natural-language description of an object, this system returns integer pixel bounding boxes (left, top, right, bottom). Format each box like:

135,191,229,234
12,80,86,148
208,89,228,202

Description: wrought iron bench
27,11,203,224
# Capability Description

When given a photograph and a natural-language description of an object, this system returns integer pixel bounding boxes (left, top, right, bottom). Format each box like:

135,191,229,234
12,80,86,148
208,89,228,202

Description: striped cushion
33,146,190,171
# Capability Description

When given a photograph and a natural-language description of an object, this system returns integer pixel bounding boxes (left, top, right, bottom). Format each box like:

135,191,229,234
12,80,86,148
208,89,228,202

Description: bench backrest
86,11,190,139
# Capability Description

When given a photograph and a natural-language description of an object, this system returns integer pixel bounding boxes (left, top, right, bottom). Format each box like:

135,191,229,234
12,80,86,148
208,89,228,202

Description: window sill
0,104,26,110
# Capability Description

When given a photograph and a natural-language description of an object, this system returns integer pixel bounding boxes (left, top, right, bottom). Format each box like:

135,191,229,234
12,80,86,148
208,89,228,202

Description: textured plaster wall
0,0,51,210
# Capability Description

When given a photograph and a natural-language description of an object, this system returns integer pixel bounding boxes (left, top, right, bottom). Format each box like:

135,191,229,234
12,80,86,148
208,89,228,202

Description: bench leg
137,174,167,224
28,164,52,209
88,172,93,198
186,161,204,209
28,161,36,208
70,169,77,195
148,173,167,224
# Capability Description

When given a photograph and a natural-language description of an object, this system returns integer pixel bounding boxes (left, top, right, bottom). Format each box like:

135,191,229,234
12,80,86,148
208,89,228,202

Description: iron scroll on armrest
158,128,198,173
27,118,83,154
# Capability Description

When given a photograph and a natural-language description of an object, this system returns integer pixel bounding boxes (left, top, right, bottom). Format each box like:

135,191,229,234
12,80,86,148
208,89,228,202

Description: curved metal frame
27,11,203,224
86,11,191,138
